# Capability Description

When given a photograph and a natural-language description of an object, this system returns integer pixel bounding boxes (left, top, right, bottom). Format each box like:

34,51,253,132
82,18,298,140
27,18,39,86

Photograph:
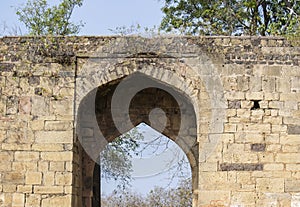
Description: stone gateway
0,36,299,206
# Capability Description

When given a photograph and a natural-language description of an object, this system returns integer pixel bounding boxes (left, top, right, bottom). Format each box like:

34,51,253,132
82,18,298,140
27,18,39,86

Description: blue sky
102,123,191,196
0,0,164,35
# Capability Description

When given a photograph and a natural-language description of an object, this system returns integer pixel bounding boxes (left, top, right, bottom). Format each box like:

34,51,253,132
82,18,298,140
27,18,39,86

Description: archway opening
100,122,192,206
77,73,198,207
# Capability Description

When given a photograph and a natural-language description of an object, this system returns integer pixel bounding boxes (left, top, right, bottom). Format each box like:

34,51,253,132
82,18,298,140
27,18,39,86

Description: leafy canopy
100,128,142,188
160,0,300,36
16,0,84,35
101,178,192,207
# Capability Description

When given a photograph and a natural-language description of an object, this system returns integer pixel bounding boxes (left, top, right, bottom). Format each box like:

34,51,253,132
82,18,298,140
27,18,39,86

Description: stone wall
0,36,299,207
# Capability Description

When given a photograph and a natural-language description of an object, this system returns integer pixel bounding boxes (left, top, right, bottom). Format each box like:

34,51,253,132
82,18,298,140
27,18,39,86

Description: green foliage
109,23,161,37
160,0,300,36
101,178,192,207
16,0,84,35
24,36,76,65
100,128,143,188
146,179,192,207
287,17,300,46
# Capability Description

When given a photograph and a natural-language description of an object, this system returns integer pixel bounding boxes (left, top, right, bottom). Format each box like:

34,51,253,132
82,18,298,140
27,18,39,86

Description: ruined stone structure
0,36,299,207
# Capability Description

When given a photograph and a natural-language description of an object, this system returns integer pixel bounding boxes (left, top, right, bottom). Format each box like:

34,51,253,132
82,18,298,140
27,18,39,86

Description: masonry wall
0,36,299,207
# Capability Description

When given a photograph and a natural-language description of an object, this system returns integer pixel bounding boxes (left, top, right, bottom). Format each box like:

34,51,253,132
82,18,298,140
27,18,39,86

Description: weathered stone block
241,100,253,109
256,178,284,192
19,96,31,114
43,172,54,185
25,172,42,185
283,117,300,125
276,153,300,163
41,195,72,207
2,184,17,192
264,163,284,171
44,121,73,131
219,163,263,171
30,120,45,131
254,65,281,76
228,100,241,109
0,161,12,171
266,144,281,152
224,123,237,132
258,153,275,163
269,101,284,109
37,161,49,172
2,143,31,151
41,152,73,161
286,164,300,171
242,123,271,133
25,194,41,207
265,134,280,143
249,76,262,92
263,116,282,124
34,186,64,194
276,77,291,93
225,91,245,100
230,191,257,206
32,144,64,151
284,101,298,110
287,125,300,134
12,162,37,172
3,172,24,184
17,185,32,193
50,99,73,116
35,131,73,143
6,96,18,115
262,77,276,92
31,96,49,116
246,92,263,100
251,143,266,152
264,92,279,101
55,172,72,185
282,145,300,153
235,132,264,143
49,161,65,171
280,135,300,145
291,77,300,92
12,193,24,207
199,162,218,172
285,180,300,192
280,93,300,101
198,190,230,206
14,152,39,161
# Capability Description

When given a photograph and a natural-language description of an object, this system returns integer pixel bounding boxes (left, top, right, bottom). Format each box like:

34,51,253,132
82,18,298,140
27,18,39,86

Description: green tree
16,0,84,35
101,178,192,207
160,0,300,36
101,128,142,188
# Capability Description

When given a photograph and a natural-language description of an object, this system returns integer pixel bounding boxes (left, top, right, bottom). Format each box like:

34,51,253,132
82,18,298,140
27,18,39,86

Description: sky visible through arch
101,123,191,196
0,0,164,36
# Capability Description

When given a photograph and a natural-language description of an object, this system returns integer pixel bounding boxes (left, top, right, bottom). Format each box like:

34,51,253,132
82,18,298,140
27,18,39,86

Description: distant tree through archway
100,123,192,206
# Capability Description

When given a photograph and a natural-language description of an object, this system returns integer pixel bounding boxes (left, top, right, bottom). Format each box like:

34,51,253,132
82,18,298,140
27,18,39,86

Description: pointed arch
74,37,227,207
